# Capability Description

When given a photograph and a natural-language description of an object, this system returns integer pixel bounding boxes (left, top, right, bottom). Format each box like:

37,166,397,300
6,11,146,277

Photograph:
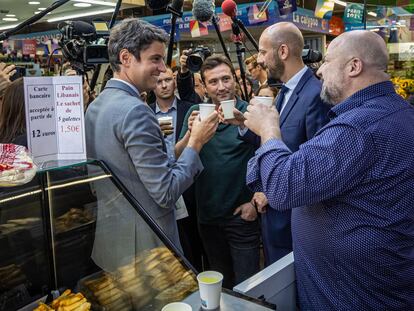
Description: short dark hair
108,18,169,72
200,54,235,82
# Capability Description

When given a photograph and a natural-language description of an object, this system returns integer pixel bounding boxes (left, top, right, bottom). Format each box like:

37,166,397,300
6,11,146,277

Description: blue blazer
241,68,330,263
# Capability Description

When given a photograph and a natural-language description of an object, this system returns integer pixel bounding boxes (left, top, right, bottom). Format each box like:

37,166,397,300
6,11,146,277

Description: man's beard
267,58,285,81
320,83,343,106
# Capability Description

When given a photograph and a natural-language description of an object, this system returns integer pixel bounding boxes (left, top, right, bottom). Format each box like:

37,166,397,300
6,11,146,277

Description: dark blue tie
275,85,289,113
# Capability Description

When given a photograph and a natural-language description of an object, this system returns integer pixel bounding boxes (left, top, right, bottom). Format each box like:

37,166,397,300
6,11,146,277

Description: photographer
177,49,208,104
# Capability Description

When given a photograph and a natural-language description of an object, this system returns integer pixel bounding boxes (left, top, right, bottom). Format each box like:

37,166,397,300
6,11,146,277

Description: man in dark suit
226,22,330,265
149,67,203,271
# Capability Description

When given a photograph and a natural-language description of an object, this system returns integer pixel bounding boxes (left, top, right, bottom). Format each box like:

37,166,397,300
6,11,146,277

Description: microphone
192,0,215,22
167,0,184,17
221,0,242,41
59,21,97,42
147,0,170,10
221,0,237,19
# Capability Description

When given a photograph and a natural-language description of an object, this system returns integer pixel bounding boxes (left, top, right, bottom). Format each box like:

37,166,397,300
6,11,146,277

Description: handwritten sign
24,76,86,164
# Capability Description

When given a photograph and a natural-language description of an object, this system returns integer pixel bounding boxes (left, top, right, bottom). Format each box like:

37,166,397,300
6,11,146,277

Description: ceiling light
0,23,20,31
368,11,377,17
71,0,117,7
73,2,92,7
35,11,40,14
28,1,40,4
38,7,46,10
5,14,16,17
47,8,114,22
2,17,18,21
333,0,347,7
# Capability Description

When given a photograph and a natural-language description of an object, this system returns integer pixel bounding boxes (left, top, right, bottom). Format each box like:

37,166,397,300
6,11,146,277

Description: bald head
330,30,388,71
264,22,304,59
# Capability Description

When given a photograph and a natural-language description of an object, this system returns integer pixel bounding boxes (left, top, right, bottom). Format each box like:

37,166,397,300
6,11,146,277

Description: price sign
24,76,86,164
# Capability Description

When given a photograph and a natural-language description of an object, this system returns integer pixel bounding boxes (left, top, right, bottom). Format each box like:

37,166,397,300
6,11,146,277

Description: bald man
244,30,414,309
226,22,330,264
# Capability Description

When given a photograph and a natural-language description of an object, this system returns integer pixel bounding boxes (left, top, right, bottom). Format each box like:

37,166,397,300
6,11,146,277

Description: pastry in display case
1,160,275,310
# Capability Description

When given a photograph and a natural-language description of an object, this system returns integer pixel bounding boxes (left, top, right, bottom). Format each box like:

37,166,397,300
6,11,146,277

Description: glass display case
0,160,275,311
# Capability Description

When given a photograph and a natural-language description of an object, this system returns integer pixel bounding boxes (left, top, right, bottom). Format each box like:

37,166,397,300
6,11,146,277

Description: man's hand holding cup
158,116,174,137
188,111,218,152
244,103,281,143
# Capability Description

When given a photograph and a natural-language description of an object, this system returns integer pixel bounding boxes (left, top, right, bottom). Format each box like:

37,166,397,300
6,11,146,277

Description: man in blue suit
226,22,330,265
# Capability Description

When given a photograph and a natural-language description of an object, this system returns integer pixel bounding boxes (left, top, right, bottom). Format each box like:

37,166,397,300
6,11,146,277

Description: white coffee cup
254,96,274,107
197,271,223,310
199,104,216,121
220,99,236,119
161,302,192,311
158,116,173,124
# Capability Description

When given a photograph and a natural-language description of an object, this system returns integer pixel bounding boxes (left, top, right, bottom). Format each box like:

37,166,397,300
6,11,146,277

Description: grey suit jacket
85,79,203,271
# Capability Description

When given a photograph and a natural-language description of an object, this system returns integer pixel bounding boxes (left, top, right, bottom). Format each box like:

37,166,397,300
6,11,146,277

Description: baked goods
0,144,37,187
0,263,27,291
33,290,91,311
54,208,93,233
82,273,132,310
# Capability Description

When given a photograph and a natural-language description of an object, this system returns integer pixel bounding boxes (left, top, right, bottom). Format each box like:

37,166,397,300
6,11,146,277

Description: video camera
58,21,110,73
186,46,212,72
302,47,322,64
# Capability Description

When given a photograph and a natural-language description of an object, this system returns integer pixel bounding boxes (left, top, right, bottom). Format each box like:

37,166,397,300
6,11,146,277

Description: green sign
344,3,365,24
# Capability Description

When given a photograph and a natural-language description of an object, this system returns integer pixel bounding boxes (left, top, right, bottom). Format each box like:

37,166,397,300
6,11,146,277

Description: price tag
24,76,86,164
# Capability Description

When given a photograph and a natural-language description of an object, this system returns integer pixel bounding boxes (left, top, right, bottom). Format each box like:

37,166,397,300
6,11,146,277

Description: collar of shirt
259,79,268,87
155,97,177,113
284,66,308,91
111,78,140,97
279,66,308,113
329,81,396,119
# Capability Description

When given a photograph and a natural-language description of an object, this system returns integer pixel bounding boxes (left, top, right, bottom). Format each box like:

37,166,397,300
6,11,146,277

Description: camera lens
187,54,203,72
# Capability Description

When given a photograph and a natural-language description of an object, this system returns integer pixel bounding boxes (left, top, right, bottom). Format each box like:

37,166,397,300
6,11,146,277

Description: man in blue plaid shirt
244,30,414,309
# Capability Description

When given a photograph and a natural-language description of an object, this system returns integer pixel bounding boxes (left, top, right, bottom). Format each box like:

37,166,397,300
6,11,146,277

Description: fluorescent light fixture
2,17,18,21
333,0,347,7
0,190,42,204
47,8,114,22
28,1,40,4
368,11,377,17
38,7,46,10
35,11,40,14
71,0,117,6
5,14,16,17
74,2,92,7
0,23,20,31
45,174,112,191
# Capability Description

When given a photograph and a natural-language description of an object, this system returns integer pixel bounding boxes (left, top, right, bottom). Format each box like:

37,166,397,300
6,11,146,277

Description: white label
24,76,86,164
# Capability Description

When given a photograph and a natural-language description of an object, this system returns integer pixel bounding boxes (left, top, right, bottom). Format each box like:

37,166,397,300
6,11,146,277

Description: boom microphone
167,0,184,17
193,0,215,22
147,0,170,10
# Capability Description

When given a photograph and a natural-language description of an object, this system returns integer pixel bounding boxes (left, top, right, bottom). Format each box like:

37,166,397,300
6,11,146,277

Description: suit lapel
279,68,313,127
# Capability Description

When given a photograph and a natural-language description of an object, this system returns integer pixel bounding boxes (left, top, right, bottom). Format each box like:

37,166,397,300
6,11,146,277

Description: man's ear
119,49,131,67
278,44,289,61
348,58,363,77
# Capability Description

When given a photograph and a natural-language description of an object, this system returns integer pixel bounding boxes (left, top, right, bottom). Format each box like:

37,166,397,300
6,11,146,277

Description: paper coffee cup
161,302,192,311
158,116,173,124
220,99,236,119
199,104,216,121
254,96,274,107
197,271,223,310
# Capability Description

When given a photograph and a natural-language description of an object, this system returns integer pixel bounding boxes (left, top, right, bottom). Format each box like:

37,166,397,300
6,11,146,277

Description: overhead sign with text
24,76,86,164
